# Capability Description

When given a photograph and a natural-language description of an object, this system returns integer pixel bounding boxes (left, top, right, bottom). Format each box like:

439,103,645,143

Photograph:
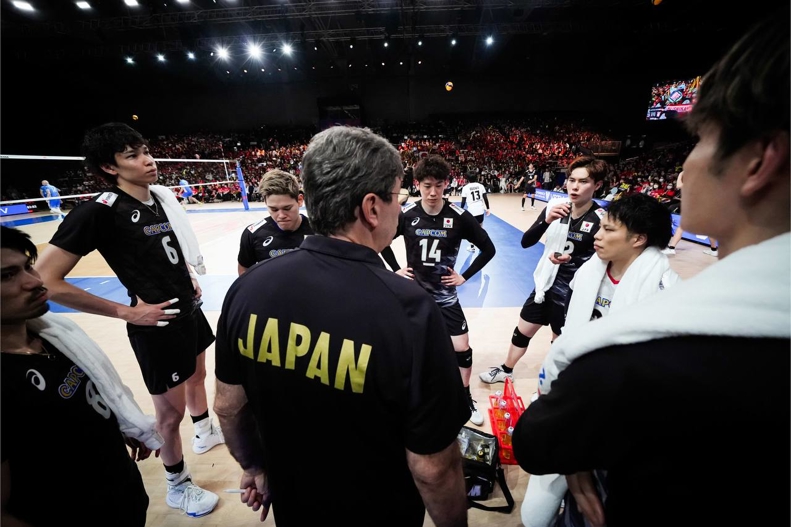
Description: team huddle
1,13,787,526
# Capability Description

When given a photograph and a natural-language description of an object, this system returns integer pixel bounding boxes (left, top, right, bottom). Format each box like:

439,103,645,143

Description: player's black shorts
519,288,567,336
473,214,484,224
127,307,216,395
525,185,536,195
439,301,469,336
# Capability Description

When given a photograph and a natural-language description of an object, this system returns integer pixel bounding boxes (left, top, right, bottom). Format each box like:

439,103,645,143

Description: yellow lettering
305,331,330,386
335,340,371,393
285,323,311,370
238,314,257,359
257,318,281,366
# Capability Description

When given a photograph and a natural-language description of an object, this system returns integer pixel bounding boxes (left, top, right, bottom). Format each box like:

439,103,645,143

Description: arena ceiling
2,0,784,87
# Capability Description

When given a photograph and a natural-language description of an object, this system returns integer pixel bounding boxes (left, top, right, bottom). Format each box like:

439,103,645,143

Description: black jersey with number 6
49,188,195,307
396,200,492,307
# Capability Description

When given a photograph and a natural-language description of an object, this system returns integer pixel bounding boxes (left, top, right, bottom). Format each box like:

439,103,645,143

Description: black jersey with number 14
396,200,492,307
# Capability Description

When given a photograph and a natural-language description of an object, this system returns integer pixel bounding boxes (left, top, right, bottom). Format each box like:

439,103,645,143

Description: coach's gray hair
301,126,403,236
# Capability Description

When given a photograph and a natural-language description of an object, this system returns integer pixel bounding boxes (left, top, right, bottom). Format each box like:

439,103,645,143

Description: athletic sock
501,364,514,374
521,198,525,207
191,410,210,423
165,458,185,475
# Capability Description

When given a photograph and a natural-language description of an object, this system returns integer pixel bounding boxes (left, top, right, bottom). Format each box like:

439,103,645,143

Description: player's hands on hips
191,277,203,301
396,267,415,280
549,253,572,265
239,469,272,522
546,203,571,223
123,297,180,327
442,267,466,286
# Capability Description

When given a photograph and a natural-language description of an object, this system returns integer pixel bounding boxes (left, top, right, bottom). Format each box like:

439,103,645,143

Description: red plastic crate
487,378,524,465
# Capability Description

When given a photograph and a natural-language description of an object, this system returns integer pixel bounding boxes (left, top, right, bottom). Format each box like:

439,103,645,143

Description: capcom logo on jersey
415,229,448,238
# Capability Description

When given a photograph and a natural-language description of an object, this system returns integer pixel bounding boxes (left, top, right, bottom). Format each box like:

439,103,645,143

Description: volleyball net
0,154,252,216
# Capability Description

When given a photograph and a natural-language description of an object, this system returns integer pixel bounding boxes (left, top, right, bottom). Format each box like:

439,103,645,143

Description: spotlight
247,43,262,59
486,36,494,46
384,41,389,48
124,0,138,5
157,54,165,62
13,0,34,9
76,1,91,9
282,44,293,55
217,47,229,59
451,38,457,46
417,40,423,46
187,51,195,59
125,56,134,64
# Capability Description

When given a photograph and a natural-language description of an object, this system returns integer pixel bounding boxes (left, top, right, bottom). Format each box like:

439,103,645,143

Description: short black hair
605,193,673,249
466,172,478,183
81,123,149,185
414,155,451,182
0,226,38,263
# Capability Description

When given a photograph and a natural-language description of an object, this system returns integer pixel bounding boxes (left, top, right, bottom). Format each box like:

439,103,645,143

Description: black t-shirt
513,336,791,527
522,203,605,301
49,188,195,307
1,340,148,526
396,200,494,307
216,236,470,527
237,215,313,268
525,169,538,188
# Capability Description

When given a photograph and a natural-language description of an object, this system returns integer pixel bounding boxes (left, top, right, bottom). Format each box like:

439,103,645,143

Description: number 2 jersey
521,203,606,296
395,200,495,307
49,188,195,308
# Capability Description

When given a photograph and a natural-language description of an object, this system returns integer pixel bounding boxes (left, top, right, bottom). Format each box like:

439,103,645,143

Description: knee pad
512,327,531,348
456,347,473,368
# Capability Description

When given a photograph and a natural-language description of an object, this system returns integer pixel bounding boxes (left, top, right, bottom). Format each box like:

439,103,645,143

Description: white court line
99,280,110,284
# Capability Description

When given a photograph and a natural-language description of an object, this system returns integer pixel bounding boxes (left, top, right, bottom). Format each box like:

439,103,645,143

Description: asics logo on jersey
143,222,174,236
26,369,46,391
415,229,447,238
262,236,274,247
411,217,420,226
461,321,467,331
131,210,140,223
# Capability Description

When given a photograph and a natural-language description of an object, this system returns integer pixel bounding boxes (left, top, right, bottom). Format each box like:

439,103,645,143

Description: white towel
541,247,680,395
150,185,206,275
521,247,679,527
523,234,790,525
28,312,165,450
532,198,570,303
522,248,679,527
549,232,790,368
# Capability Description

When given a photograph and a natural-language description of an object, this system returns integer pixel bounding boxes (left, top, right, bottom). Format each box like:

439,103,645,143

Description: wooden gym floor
9,193,715,526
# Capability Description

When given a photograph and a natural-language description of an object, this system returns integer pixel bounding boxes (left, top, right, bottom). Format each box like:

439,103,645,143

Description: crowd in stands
1,119,691,213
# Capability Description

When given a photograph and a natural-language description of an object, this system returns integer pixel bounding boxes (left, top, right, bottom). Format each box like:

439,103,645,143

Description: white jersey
591,270,618,321
461,182,487,217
